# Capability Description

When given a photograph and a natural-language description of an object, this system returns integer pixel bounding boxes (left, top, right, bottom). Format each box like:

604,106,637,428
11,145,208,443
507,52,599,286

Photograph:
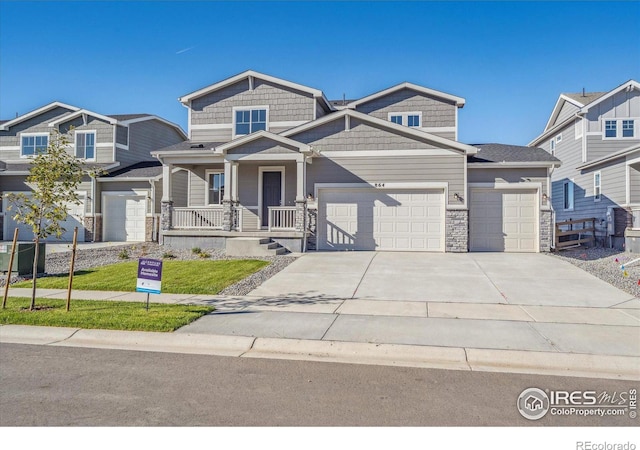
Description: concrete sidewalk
3,282,640,380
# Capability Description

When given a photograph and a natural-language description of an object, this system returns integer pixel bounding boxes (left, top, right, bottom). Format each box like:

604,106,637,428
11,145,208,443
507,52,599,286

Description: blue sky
1,1,639,145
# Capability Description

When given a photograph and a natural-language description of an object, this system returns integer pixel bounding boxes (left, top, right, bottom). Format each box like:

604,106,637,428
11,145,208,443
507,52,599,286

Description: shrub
162,252,176,259
118,249,129,260
191,247,202,255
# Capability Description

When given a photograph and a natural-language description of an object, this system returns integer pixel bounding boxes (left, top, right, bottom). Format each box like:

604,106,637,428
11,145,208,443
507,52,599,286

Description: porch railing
268,206,297,231
172,207,224,229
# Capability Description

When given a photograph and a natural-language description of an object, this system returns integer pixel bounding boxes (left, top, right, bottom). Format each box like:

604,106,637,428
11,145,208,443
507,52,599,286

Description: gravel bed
1,243,296,296
549,247,640,299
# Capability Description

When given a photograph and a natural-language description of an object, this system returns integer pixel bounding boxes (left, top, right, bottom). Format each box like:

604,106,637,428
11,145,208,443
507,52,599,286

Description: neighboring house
529,80,640,250
0,102,187,242
153,70,560,253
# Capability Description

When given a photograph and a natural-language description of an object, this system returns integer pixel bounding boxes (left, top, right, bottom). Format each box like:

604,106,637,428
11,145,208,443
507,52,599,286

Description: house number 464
374,183,385,188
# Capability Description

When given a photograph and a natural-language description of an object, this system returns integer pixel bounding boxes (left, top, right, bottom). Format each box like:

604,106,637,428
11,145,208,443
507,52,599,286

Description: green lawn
12,259,269,295
0,298,213,332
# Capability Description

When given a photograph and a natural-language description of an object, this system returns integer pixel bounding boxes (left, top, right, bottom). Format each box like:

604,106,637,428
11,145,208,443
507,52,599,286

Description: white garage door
3,194,85,242
469,188,538,252
318,188,444,251
103,195,146,242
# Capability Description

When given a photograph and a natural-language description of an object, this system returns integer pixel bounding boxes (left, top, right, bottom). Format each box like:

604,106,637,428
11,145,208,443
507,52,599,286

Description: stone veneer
295,200,307,232
160,201,173,231
306,207,317,251
539,209,552,252
145,216,155,242
83,216,102,242
446,209,468,253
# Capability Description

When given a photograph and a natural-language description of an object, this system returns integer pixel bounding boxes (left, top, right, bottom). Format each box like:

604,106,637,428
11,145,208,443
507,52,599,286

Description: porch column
222,160,233,231
295,157,307,233
160,163,173,232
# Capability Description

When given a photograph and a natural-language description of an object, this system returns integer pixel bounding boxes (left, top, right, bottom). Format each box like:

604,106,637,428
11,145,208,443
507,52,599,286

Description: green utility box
0,243,46,276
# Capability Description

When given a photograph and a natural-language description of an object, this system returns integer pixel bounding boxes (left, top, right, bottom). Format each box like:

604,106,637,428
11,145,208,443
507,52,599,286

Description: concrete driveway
249,252,636,307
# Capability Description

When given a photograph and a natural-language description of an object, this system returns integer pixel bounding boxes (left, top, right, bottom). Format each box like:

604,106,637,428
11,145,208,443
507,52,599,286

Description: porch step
225,237,288,257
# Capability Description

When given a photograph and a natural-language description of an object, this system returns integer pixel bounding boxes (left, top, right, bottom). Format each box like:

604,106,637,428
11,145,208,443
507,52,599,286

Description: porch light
454,193,461,201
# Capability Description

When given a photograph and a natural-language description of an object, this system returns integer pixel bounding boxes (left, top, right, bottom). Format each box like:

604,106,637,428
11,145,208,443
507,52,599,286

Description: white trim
387,111,422,127
578,80,640,114
232,105,269,139
467,162,559,168
216,130,311,155
593,171,601,202
627,163,631,206
602,117,639,140
544,95,585,132
18,132,49,158
0,146,21,151
421,126,457,133
115,143,129,151
0,101,80,131
347,82,465,108
204,169,225,206
319,149,459,158
95,142,115,148
454,107,458,141
225,153,305,162
555,133,563,143
190,123,233,130
179,70,329,107
281,109,477,155
575,117,583,140
563,179,575,211
258,166,286,228
74,129,97,161
48,109,118,127
314,182,449,201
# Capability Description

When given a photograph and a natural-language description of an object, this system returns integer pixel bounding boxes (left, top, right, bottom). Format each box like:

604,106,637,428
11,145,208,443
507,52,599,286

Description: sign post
136,258,163,311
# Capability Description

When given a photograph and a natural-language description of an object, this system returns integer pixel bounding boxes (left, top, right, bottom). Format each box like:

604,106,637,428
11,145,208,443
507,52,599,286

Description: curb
1,325,638,380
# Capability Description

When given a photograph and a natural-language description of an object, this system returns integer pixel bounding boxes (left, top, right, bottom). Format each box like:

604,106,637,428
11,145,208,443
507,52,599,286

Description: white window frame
603,118,638,139
593,171,601,202
387,111,422,128
232,106,269,138
20,132,49,158
563,180,574,211
556,133,562,144
205,170,225,206
75,130,97,161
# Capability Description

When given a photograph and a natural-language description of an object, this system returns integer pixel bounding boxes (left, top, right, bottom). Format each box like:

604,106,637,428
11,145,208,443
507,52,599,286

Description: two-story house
0,102,186,242
529,80,640,250
153,70,560,254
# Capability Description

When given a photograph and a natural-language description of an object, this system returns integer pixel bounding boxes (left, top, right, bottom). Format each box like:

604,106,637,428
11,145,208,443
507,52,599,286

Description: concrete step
226,237,287,257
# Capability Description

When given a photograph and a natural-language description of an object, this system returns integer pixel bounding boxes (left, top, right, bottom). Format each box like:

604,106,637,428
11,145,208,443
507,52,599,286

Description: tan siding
172,169,188,208
191,127,232,142
630,164,640,204
237,162,297,207
59,116,115,163
468,168,549,199
227,140,299,155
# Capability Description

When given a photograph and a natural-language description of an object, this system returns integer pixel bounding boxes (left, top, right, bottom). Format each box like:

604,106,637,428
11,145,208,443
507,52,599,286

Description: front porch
155,131,314,253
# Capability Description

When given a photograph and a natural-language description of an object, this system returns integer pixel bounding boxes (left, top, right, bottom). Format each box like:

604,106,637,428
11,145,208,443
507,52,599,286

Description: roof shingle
468,143,561,164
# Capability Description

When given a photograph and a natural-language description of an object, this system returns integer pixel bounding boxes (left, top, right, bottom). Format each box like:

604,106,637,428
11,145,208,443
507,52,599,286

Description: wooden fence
555,218,596,250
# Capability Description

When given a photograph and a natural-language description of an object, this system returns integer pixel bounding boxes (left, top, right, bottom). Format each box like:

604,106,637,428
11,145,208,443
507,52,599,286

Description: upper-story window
593,172,601,202
550,139,555,155
387,112,422,128
75,131,96,160
603,118,636,139
234,108,267,136
21,133,48,157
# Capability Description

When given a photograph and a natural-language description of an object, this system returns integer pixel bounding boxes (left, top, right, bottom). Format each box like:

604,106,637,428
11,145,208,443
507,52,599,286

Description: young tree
6,129,87,310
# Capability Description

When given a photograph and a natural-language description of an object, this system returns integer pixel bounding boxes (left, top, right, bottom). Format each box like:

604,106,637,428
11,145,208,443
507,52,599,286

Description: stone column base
446,209,469,253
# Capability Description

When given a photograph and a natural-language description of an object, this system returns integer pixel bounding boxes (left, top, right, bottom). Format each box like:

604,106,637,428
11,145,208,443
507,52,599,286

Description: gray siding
189,78,315,142
306,155,465,205
171,169,188,208
553,101,580,127
116,125,129,146
227,139,299,155
97,181,149,213
120,119,185,167
547,120,583,224
587,134,640,161
0,106,76,160
355,88,456,128
629,163,640,204
291,117,437,151
585,89,640,133
58,116,115,163
468,167,549,200
188,165,223,206
237,162,297,207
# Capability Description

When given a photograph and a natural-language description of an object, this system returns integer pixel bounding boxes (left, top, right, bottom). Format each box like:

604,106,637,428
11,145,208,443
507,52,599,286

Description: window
75,131,96,160
623,120,635,138
207,172,225,205
550,139,555,155
556,133,562,143
387,112,422,127
604,120,617,138
234,108,267,136
21,134,48,157
594,172,601,202
563,180,574,210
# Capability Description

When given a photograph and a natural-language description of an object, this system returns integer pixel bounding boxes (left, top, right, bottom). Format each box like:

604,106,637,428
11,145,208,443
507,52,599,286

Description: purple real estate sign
136,258,163,294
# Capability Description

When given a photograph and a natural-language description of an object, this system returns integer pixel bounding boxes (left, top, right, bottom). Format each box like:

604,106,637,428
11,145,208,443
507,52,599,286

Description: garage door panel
318,188,444,252
470,188,538,253
104,195,146,242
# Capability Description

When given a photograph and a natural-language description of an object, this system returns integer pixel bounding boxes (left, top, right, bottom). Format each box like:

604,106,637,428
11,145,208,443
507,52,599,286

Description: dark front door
262,171,282,227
